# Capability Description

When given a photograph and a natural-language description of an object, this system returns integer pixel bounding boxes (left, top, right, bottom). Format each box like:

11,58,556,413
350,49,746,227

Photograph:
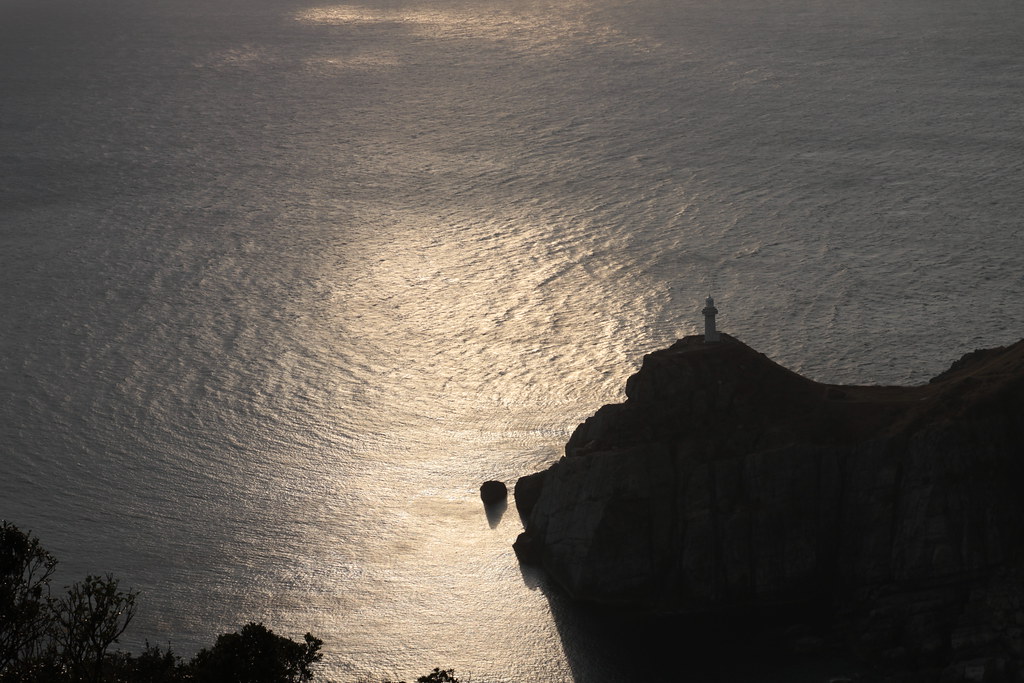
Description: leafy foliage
189,622,323,683
3,522,465,683
2,524,138,682
378,668,462,683
53,574,137,683
0,521,58,680
415,668,460,683
105,642,182,683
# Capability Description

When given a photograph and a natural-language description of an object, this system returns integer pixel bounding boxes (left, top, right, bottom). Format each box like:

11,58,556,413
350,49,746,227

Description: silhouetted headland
515,332,1024,681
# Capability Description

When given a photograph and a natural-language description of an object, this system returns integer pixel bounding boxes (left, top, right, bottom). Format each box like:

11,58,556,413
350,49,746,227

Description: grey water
1,0,1022,679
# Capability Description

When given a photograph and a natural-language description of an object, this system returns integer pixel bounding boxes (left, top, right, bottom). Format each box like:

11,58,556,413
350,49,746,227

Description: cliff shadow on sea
512,333,1024,683
523,572,865,682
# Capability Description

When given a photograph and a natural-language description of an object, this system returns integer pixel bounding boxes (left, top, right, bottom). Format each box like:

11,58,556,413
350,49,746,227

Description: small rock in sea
480,480,507,505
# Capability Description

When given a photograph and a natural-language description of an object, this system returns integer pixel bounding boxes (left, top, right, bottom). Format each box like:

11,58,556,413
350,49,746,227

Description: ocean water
1,0,1022,679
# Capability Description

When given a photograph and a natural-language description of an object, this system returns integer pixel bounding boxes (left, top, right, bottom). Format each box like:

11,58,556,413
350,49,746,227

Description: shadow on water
525,572,865,683
516,558,545,592
504,485,865,681
483,499,507,529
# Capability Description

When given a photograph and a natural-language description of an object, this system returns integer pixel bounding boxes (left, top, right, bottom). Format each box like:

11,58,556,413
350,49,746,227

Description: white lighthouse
702,296,720,343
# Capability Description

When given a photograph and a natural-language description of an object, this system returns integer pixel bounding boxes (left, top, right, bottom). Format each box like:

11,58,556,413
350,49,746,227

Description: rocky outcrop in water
514,334,1024,680
479,480,507,505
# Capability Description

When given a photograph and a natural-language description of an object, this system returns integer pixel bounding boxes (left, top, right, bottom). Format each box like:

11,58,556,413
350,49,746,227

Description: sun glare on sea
293,2,647,54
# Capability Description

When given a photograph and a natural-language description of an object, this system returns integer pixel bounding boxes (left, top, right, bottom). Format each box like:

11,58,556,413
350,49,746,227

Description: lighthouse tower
702,296,720,343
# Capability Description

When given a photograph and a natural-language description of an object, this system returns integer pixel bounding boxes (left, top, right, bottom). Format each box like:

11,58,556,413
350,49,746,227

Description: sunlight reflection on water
293,2,648,55
2,0,1023,679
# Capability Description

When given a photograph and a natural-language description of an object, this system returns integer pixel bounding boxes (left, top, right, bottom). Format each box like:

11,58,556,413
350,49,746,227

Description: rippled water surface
2,0,1023,679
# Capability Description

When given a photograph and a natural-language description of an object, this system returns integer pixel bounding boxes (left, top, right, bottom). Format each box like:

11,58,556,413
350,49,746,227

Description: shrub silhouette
415,668,460,683
189,622,322,683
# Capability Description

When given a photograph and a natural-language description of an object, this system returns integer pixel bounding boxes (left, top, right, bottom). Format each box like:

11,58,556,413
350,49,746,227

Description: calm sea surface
2,0,1023,679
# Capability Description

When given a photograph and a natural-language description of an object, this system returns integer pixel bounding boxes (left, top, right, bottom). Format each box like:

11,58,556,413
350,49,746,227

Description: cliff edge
515,334,1024,678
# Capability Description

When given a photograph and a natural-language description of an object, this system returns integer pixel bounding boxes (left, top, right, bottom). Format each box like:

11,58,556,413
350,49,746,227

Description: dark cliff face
515,334,1024,677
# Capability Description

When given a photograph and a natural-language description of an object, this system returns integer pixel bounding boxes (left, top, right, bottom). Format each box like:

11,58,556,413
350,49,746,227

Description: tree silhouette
3,523,337,683
189,622,322,683
0,521,58,679
415,668,460,683
52,574,137,683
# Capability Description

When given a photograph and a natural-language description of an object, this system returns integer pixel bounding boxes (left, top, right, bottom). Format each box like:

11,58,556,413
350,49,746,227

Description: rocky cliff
515,334,1024,679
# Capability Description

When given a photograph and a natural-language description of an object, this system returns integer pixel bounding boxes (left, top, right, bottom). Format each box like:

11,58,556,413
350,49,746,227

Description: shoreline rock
515,333,1024,679
479,480,508,506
